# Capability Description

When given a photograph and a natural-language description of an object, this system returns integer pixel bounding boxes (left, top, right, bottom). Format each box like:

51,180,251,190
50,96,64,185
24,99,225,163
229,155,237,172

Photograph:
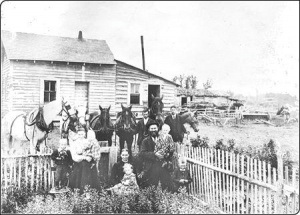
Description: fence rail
175,143,299,214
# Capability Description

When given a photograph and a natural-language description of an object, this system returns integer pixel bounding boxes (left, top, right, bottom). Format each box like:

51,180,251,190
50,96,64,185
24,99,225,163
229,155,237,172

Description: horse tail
26,108,38,125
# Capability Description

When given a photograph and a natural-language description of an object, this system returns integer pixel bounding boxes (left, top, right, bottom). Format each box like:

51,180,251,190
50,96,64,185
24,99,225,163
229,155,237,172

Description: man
135,108,155,152
138,121,174,191
164,105,187,143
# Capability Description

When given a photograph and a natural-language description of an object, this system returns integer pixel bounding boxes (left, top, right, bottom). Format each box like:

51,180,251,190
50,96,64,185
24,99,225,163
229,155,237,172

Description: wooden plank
195,148,200,196
18,158,21,188
254,159,258,214
210,149,215,205
226,150,229,213
268,163,272,214
44,157,47,190
31,158,35,190
9,159,13,187
262,161,267,214
237,154,240,214
273,168,277,213
13,158,17,186
199,149,204,200
217,149,222,210
222,150,226,213
230,152,236,213
241,155,245,214
214,149,219,208
285,166,289,185
36,157,40,191
250,157,253,214
204,148,209,203
292,167,297,213
48,157,51,189
25,158,28,187
259,160,263,214
4,159,7,188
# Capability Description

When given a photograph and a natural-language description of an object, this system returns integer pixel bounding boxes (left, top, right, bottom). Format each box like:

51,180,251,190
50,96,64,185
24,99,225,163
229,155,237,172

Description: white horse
277,104,299,124
1,99,66,155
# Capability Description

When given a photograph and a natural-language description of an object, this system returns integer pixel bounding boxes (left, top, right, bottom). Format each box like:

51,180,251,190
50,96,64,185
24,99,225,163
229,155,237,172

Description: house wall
116,61,177,117
7,60,116,120
1,53,13,118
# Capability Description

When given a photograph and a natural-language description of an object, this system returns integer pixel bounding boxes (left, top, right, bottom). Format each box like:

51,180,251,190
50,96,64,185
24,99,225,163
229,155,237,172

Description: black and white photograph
1,1,299,214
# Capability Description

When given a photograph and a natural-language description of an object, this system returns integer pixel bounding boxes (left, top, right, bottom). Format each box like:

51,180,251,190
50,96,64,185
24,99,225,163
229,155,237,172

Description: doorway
148,85,160,108
181,97,187,106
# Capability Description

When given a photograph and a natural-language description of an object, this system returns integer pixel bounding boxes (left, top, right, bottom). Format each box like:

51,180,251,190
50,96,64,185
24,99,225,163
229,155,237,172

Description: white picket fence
175,143,299,214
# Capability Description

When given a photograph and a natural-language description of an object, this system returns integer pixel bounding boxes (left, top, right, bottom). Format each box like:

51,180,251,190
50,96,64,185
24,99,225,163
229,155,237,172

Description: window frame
128,82,142,105
40,78,60,105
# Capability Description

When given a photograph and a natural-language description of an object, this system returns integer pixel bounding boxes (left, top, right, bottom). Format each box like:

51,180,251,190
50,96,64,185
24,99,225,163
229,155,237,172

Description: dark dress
164,114,187,143
68,139,99,193
172,168,192,193
110,160,138,186
139,136,174,191
136,118,155,151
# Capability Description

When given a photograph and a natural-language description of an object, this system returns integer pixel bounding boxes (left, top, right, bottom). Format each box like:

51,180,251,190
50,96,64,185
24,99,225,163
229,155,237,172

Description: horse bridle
115,111,136,131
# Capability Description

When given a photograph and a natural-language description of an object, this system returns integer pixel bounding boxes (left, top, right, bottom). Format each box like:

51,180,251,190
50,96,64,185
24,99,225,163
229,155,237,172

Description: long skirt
69,160,99,193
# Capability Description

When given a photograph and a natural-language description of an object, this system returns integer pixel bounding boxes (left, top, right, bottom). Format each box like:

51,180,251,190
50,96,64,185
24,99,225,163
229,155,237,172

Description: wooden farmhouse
1,30,178,120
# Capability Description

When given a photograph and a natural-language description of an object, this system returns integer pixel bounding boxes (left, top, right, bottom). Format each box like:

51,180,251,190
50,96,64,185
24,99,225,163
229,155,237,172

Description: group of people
51,105,192,195
108,106,192,194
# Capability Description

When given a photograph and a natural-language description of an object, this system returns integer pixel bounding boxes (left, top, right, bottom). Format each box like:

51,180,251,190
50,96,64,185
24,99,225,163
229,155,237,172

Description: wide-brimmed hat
146,120,159,130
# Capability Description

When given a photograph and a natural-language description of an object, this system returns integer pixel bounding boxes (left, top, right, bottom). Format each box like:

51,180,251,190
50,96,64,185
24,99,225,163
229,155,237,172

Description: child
107,163,139,196
87,130,101,172
51,138,73,190
76,128,96,169
173,156,192,193
156,123,175,171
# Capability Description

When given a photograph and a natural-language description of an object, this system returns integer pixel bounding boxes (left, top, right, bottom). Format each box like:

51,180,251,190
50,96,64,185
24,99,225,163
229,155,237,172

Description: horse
149,94,165,128
179,110,200,132
2,99,66,155
276,104,299,124
115,104,137,158
60,102,90,144
90,105,114,146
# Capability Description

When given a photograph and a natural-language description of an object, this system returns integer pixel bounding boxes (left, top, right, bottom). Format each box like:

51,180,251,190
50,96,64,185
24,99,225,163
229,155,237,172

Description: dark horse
178,111,200,132
149,94,165,128
90,105,114,146
115,104,137,158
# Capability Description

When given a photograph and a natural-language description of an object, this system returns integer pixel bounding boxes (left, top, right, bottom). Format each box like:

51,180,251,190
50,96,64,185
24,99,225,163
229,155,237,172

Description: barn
1,30,178,121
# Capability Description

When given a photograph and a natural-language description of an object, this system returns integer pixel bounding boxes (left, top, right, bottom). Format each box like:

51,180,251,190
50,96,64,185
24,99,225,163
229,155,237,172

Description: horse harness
9,107,53,142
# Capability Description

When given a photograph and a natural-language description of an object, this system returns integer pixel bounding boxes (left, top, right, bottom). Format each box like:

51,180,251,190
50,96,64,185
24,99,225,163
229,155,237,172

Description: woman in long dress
69,128,100,193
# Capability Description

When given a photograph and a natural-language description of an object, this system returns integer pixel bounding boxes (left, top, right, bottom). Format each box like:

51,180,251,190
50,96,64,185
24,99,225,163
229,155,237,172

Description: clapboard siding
7,60,116,119
1,54,13,118
115,61,177,114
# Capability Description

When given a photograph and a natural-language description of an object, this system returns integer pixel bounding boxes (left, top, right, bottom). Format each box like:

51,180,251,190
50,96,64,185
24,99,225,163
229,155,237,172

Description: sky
1,1,299,98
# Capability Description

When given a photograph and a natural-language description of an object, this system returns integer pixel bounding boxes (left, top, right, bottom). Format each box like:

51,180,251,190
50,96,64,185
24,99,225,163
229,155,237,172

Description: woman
110,148,138,186
69,128,100,193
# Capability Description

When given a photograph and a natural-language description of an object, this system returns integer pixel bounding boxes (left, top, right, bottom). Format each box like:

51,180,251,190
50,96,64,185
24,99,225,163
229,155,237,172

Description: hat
146,120,159,130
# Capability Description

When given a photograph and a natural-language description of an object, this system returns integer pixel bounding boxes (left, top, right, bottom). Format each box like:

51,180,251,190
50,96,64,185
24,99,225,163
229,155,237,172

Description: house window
130,83,140,104
44,80,56,103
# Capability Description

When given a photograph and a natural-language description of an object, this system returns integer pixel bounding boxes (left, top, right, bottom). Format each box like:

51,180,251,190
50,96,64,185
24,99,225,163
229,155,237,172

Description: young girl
155,124,175,171
87,130,101,172
173,156,192,193
108,163,139,196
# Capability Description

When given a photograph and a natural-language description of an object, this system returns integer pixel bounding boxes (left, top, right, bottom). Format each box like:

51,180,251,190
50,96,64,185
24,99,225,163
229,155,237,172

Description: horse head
116,104,136,133
150,94,164,119
76,104,88,127
98,105,113,133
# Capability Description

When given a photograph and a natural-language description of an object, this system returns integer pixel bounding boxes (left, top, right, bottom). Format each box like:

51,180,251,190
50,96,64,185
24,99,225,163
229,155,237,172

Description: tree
190,75,197,89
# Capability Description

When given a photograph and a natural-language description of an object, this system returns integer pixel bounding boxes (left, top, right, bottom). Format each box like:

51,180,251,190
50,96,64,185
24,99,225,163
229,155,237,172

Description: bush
1,185,35,213
190,135,210,148
18,185,216,214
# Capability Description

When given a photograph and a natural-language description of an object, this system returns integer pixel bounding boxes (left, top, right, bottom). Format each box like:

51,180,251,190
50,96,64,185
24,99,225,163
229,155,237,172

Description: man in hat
138,121,174,191
164,105,187,143
135,107,155,152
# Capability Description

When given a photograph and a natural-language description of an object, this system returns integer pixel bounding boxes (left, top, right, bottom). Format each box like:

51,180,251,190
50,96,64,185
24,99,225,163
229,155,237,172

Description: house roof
115,59,179,87
177,88,217,97
1,30,116,64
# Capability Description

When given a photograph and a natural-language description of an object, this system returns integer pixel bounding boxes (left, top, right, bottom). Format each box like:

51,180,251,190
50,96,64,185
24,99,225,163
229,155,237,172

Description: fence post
275,140,284,214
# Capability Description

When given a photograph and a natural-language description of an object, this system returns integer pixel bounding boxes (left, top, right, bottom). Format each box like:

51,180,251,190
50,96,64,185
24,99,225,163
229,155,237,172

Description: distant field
186,119,299,164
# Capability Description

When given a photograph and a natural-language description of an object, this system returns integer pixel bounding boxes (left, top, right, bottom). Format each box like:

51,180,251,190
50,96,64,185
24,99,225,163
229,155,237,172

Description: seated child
51,138,73,190
107,163,139,196
173,156,192,193
156,124,175,171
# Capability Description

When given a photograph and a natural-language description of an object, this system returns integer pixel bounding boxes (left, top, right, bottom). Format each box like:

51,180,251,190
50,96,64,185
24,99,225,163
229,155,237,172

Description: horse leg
119,137,125,154
127,136,134,158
